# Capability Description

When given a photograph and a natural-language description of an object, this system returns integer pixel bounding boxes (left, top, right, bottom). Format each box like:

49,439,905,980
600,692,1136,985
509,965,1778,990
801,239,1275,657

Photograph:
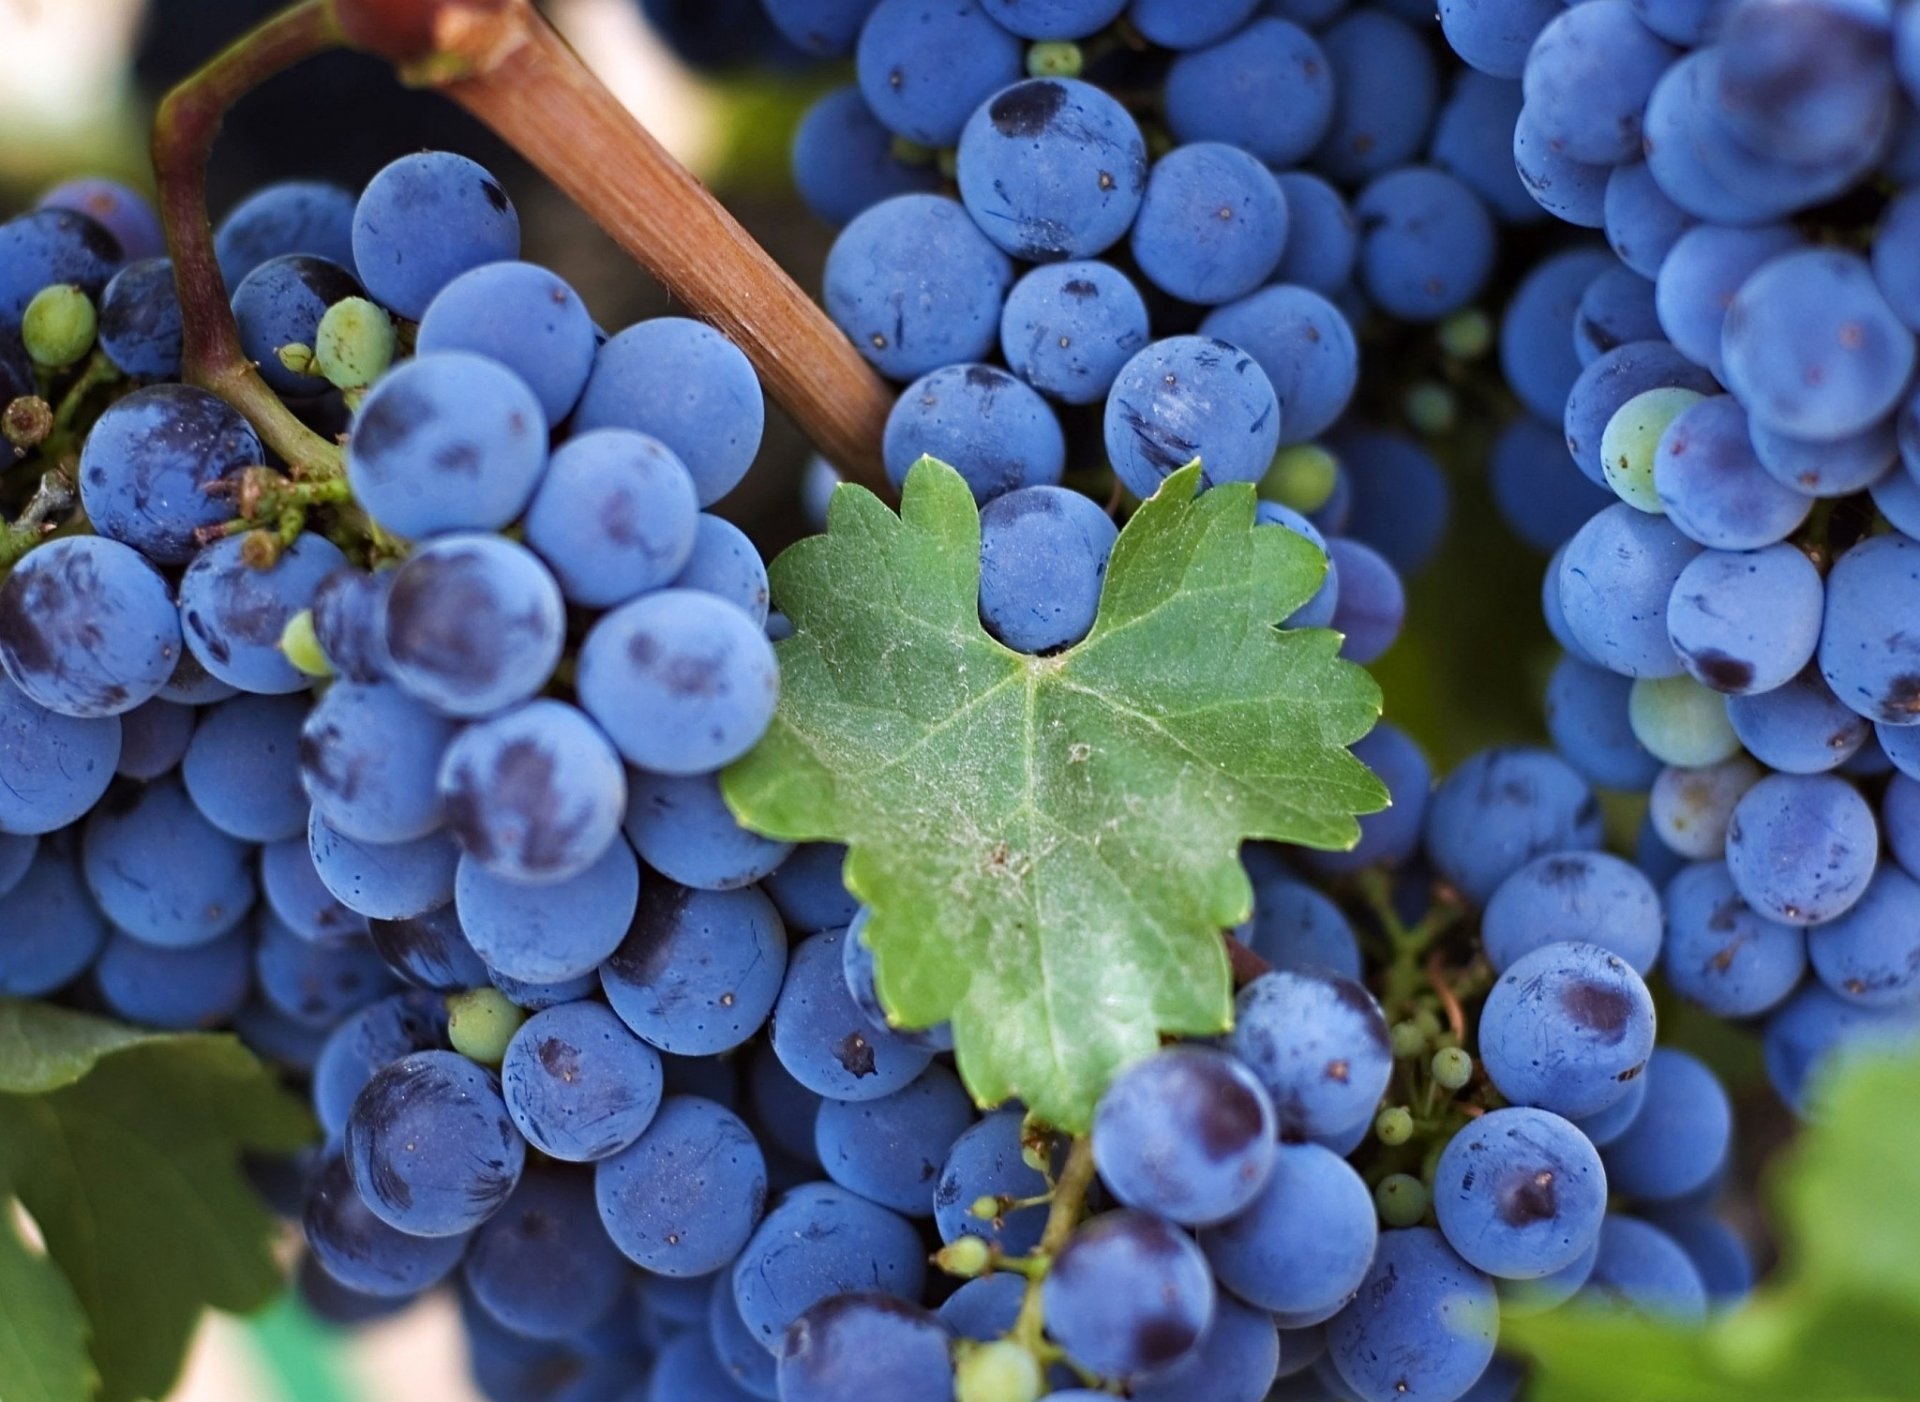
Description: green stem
50,352,120,436
152,0,348,481
1009,1134,1097,1359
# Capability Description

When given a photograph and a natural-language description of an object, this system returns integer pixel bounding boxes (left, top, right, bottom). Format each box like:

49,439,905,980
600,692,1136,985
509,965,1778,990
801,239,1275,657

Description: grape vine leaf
725,458,1385,1128
0,1204,94,1402
0,1000,314,1402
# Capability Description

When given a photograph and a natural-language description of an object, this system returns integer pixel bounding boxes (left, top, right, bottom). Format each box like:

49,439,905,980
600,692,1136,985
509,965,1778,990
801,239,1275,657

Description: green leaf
0,1000,314,1402
0,1205,95,1402
725,458,1385,1128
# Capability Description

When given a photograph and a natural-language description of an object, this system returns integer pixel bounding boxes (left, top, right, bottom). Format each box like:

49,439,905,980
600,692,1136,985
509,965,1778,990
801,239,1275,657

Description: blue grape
456,837,639,984
1312,11,1439,184
1202,287,1359,445
956,78,1146,263
1489,417,1613,553
215,181,356,287
1328,426,1450,576
1725,772,1877,926
1544,654,1660,791
345,352,548,540
519,429,699,608
975,484,1116,653
0,535,180,718
1647,753,1762,862
300,681,452,845
1558,503,1700,678
416,260,595,423
1478,941,1655,1119
1355,168,1496,324
179,531,348,695
307,810,459,921
1242,876,1362,976
1303,723,1429,877
1884,723,1920,783
255,914,396,1028
577,588,778,775
1433,1106,1606,1278
601,880,788,1054
733,1181,927,1348
777,1293,955,1402
489,967,599,1012
1429,71,1538,227
1603,162,1694,281
293,1253,410,1329
231,254,362,397
1105,336,1281,499
623,770,791,891
312,990,448,1140
764,843,859,932
1124,1293,1280,1402
263,836,370,942
824,195,1013,382
934,1110,1053,1254
501,1000,664,1162
1808,865,1920,1008
1228,969,1391,1139
1875,186,1920,332
1273,173,1357,295
115,698,193,781
1727,671,1869,775
649,1331,758,1402
383,534,564,719
672,515,770,624
1130,143,1288,307
1437,0,1562,79
1652,395,1812,550
1662,861,1807,1018
0,208,122,330
94,925,250,1030
1653,223,1801,381
1667,545,1824,697
979,0,1124,39
1715,0,1895,166
1255,502,1339,630
1564,342,1719,488
1327,1228,1497,1402
1200,1140,1376,1315
841,909,953,1053
1820,532,1920,726
1044,1210,1213,1380
937,1273,1025,1340
1573,1069,1648,1153
791,85,940,228
1573,266,1661,366
82,774,252,946
1501,249,1617,423
770,927,931,1099
0,831,35,898
309,568,392,685
351,152,519,320
0,846,108,996
750,1037,826,1166
1765,981,1920,1115
1482,851,1661,975
1092,1046,1276,1226
883,363,1066,500
1512,104,1609,227
79,385,253,565
1601,1048,1731,1202
1522,2,1675,165
38,177,161,260
303,1155,467,1299
1871,460,1920,539
856,0,1024,146
182,692,308,841
1127,0,1256,47
1579,1215,1708,1320
998,260,1149,406
1646,1209,1752,1306
464,1168,628,1341
364,903,485,990
345,1048,524,1236
1423,746,1603,904
1164,18,1333,165
96,257,181,377
814,1064,973,1215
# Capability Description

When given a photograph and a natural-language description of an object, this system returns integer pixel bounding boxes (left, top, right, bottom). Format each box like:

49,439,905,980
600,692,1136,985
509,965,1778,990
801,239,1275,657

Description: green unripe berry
1375,1173,1428,1228
1412,1008,1443,1041
1431,1046,1473,1092
957,1340,1044,1402
1260,443,1340,514
1026,41,1084,78
970,1194,1002,1222
1629,673,1743,768
1404,383,1457,436
1375,1106,1414,1146
1438,309,1493,360
936,1235,993,1278
279,609,332,679
277,343,316,375
1390,1019,1429,1060
23,284,96,370
446,987,527,1064
315,296,396,393
1601,386,1702,513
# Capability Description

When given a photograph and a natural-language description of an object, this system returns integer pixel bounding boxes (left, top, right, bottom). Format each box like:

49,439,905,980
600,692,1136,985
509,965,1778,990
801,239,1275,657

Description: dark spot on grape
989,80,1068,138
833,1032,877,1077
434,442,481,477
1498,1169,1558,1227
480,179,510,214
1539,854,1591,888
350,380,425,467
536,1037,580,1082
1136,1313,1201,1369
605,880,698,985
1561,978,1633,1039
1061,279,1099,301
1687,649,1755,693
1196,1077,1265,1158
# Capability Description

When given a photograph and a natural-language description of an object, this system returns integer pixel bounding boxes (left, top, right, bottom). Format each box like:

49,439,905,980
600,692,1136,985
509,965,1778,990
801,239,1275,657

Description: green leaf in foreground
0,1001,314,1402
725,459,1385,1128
0,1205,94,1402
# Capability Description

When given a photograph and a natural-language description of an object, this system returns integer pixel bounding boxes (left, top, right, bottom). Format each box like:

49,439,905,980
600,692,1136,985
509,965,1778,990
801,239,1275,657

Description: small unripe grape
1375,1106,1414,1146
279,609,333,679
1027,41,1083,78
315,296,396,392
971,1194,1002,1222
447,987,527,1064
1630,674,1743,768
1390,1020,1429,1060
1439,309,1492,360
1431,1046,1473,1092
1405,383,1456,436
957,1340,1044,1402
23,284,97,370
1601,386,1702,513
1375,1173,1428,1228
1260,443,1340,513
937,1236,993,1278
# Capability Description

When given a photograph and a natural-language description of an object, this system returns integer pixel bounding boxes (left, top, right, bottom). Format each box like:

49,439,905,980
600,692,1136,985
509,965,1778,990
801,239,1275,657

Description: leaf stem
334,0,892,490
151,1,348,482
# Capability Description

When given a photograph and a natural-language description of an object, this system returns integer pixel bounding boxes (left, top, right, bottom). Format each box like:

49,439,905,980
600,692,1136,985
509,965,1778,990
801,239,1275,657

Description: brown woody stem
336,0,893,491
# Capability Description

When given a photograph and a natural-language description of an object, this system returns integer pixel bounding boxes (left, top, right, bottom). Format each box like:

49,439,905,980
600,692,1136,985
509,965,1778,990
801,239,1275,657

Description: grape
307,810,458,922
1544,655,1659,791
303,1155,468,1299
1512,104,1610,228
1202,287,1360,446
311,990,448,1140
791,86,939,228
1648,753,1763,861
456,836,639,984
78,386,254,564
415,260,595,423
179,531,348,696
600,880,788,1054
95,926,251,1029
181,692,308,841
1598,385,1699,510
979,0,1124,39
0,831,35,899
1600,1048,1731,1203
770,926,932,1099
1727,672,1869,775
1489,418,1613,554
1479,941,1655,1119
934,1110,1053,1253
1483,851,1661,975
650,1330,759,1402
215,181,357,287
79,774,252,947
1254,502,1339,630
299,682,452,847
824,195,1014,382
1628,675,1742,767
1303,723,1429,878
383,534,564,719
765,843,860,932
1725,772,1877,926
1579,1215,1708,1321
1766,981,1920,1115
1437,0,1562,79
0,535,181,718
1354,168,1495,325
1105,336,1281,498
1806,864,1920,1008
733,1181,927,1348
1820,532,1920,726
1312,11,1439,185
1241,875,1361,977
936,1273,1024,1344
1662,862,1807,1018
1715,0,1895,165
0,208,122,330
956,78,1146,264
1652,395,1813,550
1200,1140,1376,1315
1228,969,1391,1139
1501,250,1617,424
1092,1047,1276,1226
1891,773,1920,877
351,152,519,320
776,1293,955,1401
1043,1210,1213,1380
363,904,482,991
672,515,771,624
841,910,953,1053
0,847,108,996
1432,1106,1606,1279
1522,2,1675,166
998,260,1149,406
508,429,696,607
96,257,182,378
38,177,161,260
856,0,1023,147
231,254,362,397
1129,1293,1281,1402
1423,746,1603,904
1653,224,1801,381
1163,19,1332,166
1646,1209,1752,1306
1558,503,1700,678
1564,342,1719,489
1602,162,1694,281
1130,143,1288,307
1669,545,1825,698
1127,0,1256,48
1326,1228,1497,1402
1430,72,1538,227
883,363,1066,500
309,569,392,685
976,484,1117,653
254,914,396,1028
623,771,789,893
463,1168,629,1342
494,1000,664,1163
749,1038,826,1166
345,1048,524,1236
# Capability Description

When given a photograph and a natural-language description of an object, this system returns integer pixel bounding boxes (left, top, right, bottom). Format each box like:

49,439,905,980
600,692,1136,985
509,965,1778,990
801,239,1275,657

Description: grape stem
333,0,893,490
1008,1133,1097,1362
